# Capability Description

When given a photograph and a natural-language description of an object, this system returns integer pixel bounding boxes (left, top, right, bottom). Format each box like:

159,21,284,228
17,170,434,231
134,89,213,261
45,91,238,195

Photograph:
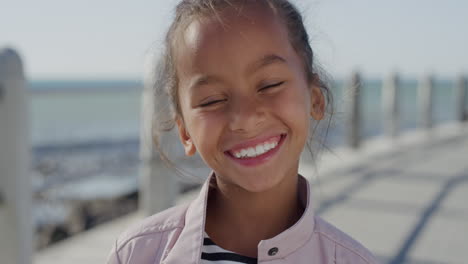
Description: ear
309,84,325,121
176,117,197,156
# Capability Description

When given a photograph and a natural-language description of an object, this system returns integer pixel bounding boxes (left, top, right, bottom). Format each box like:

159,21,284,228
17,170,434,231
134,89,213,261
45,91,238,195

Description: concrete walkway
304,123,468,264
35,123,468,264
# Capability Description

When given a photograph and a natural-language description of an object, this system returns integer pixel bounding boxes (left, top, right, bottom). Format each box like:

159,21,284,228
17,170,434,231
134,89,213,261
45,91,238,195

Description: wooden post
0,48,32,264
139,78,179,216
346,71,361,149
455,75,467,122
383,72,400,138
419,74,434,129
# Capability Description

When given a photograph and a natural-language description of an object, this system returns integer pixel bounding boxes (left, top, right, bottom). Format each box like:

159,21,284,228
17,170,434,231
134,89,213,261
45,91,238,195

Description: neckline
162,172,316,263
202,231,258,262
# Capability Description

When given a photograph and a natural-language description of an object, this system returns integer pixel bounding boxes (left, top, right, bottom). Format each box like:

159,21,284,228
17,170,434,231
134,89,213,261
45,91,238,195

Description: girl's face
175,4,324,193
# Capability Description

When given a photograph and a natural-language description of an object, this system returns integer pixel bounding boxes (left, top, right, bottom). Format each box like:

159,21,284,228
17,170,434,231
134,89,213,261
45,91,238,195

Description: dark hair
151,0,334,174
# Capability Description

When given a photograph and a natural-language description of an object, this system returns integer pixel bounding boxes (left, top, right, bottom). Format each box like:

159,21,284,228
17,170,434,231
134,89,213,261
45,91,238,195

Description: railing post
419,74,434,129
383,72,400,138
0,48,32,264
139,78,179,216
346,71,362,149
455,75,467,122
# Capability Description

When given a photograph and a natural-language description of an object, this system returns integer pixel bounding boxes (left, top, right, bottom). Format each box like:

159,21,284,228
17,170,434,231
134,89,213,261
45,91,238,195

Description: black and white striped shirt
201,233,258,264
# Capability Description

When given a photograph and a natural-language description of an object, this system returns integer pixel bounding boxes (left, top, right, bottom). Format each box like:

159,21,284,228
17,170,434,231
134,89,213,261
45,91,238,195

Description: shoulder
313,216,380,264
116,203,189,247
107,203,189,264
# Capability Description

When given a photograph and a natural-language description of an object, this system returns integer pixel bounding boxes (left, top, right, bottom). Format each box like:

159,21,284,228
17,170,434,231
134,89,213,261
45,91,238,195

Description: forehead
174,3,296,82
181,3,283,46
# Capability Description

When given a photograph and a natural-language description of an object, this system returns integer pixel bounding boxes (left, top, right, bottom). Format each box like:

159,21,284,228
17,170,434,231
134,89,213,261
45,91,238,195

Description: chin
237,172,284,193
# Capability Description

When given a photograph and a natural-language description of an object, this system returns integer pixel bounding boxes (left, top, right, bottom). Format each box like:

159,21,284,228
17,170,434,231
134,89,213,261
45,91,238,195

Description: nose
228,96,266,133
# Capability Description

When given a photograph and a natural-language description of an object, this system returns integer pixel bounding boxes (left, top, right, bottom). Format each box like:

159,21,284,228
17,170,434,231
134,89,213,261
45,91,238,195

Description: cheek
186,112,226,148
270,85,311,123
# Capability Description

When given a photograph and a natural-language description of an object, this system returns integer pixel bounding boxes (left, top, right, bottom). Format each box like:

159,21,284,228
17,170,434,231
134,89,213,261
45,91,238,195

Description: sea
29,78,464,191
29,78,462,181
28,78,463,244
30,79,459,147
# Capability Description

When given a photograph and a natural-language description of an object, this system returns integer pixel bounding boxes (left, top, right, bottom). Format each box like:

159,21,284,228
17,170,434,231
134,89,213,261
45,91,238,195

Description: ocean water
30,79,461,148
315,78,459,147
30,80,142,146
30,81,144,235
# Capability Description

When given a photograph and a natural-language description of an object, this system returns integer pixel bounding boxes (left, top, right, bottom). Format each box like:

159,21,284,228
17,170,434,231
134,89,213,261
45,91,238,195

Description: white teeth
247,148,255,157
241,149,248,157
231,139,280,159
256,145,264,154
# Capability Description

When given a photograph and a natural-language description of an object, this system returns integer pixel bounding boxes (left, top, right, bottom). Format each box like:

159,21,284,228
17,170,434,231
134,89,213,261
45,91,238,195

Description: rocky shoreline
33,139,141,249
32,138,206,249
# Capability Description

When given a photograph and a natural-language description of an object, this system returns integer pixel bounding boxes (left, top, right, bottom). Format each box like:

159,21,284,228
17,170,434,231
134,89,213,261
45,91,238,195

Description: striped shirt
201,233,258,264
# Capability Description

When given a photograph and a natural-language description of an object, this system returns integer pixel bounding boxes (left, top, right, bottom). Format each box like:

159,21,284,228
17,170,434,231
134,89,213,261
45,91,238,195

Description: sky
1,0,467,80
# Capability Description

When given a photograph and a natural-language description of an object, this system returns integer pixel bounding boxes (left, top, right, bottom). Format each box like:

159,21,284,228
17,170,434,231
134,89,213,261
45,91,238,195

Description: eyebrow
247,54,287,74
189,75,222,92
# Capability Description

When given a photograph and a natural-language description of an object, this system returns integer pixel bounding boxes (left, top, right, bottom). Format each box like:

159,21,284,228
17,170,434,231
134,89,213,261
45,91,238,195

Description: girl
107,0,379,263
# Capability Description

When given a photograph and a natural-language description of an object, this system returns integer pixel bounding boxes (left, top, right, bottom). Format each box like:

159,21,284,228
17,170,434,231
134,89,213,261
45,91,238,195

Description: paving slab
35,213,141,264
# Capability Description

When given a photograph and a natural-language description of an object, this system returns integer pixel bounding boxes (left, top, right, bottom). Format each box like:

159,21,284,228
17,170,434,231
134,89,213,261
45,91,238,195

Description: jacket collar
162,172,212,264
163,172,315,263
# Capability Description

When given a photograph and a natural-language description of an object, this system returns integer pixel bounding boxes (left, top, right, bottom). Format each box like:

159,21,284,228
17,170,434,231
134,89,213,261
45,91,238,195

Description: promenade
35,123,468,264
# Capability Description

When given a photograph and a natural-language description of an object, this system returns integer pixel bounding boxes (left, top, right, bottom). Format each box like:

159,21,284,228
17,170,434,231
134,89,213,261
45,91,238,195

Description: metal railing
343,72,467,149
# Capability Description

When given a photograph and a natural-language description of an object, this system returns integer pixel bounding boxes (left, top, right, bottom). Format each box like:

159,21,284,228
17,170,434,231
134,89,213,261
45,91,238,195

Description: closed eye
259,81,284,92
199,99,226,107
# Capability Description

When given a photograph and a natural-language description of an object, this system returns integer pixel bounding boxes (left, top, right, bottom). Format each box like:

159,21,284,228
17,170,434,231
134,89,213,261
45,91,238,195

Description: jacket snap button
268,247,279,256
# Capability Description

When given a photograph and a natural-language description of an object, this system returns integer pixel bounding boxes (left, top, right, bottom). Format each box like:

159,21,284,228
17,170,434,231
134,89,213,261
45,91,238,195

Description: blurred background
0,0,467,263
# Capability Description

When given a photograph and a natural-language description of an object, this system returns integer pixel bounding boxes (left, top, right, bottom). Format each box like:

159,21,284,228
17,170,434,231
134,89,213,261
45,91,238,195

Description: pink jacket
106,174,379,264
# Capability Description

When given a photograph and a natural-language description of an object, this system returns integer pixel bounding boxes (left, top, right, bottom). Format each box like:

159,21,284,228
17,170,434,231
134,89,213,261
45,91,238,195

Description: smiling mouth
226,134,286,160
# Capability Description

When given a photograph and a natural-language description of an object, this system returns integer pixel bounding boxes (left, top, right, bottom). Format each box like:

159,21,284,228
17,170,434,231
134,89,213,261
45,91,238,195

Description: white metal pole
139,79,179,216
346,71,361,149
419,74,434,129
455,75,467,122
383,72,400,138
0,48,32,264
